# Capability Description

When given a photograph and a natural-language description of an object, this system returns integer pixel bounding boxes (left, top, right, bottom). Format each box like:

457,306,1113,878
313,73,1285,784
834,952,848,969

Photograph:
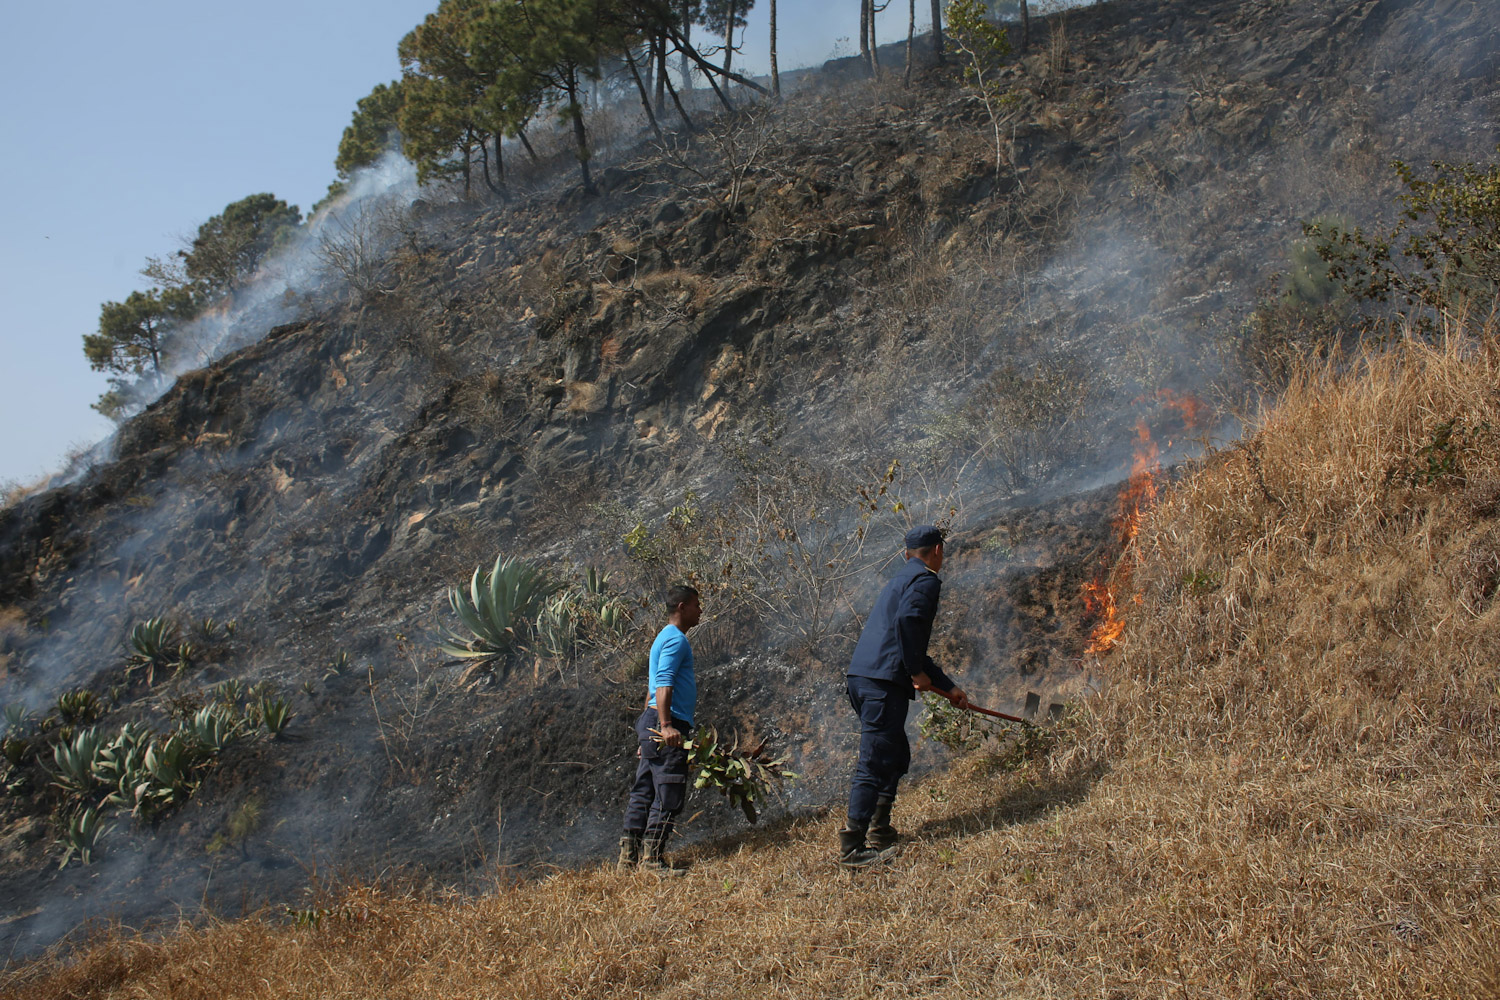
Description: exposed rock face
1,0,1496,959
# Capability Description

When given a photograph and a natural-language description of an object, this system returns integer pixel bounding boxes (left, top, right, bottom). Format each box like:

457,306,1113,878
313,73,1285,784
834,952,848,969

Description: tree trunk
518,127,539,163
680,0,692,90
462,139,472,199
770,0,780,97
564,70,596,195
626,47,665,142
146,317,162,376
868,0,880,72
661,57,696,131
860,0,869,59
654,33,667,115
703,56,736,112
723,0,736,77
478,133,503,196
904,0,914,87
930,0,944,64
1020,0,1030,53
665,27,770,96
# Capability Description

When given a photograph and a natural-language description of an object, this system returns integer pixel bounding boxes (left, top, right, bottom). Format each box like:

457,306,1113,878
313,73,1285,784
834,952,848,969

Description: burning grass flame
1083,390,1207,655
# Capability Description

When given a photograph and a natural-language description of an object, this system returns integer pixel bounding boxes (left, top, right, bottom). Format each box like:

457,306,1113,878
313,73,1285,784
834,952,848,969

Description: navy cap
904,525,945,549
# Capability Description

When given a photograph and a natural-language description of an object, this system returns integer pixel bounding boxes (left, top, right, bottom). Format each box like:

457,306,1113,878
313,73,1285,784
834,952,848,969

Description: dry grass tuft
6,320,1500,997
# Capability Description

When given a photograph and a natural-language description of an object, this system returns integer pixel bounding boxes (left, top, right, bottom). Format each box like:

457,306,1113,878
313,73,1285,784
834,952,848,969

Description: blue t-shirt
647,624,696,726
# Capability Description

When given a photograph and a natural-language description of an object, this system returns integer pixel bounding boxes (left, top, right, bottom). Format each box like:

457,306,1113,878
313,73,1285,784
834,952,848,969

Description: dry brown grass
7,319,1500,998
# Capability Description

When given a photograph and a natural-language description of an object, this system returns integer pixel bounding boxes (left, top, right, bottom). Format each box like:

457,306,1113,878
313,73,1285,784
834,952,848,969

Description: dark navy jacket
847,557,956,698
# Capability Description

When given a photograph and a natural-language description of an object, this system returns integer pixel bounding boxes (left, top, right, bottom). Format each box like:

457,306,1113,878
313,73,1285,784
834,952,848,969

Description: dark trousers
846,675,912,827
622,709,690,835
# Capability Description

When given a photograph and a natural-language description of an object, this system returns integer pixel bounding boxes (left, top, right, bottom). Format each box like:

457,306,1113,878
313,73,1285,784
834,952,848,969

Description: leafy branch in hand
657,725,798,823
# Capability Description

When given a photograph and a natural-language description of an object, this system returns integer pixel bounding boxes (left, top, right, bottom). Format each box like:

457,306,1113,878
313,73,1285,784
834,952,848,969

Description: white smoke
163,150,422,380
45,152,423,490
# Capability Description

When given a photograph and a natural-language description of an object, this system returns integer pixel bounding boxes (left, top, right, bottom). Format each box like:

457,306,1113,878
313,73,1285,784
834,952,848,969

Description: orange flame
1081,579,1123,654
1153,388,1210,431
1082,390,1209,657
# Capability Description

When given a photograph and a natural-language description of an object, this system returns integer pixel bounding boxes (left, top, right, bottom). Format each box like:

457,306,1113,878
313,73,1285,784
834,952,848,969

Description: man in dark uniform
620,584,701,873
840,526,970,868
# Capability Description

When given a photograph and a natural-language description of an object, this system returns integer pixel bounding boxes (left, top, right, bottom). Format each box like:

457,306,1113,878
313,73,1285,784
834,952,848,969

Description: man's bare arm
655,686,682,746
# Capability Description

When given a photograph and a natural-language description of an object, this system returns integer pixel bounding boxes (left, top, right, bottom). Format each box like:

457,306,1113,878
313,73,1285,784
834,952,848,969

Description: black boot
642,824,683,874
618,831,643,869
838,825,885,869
868,795,900,852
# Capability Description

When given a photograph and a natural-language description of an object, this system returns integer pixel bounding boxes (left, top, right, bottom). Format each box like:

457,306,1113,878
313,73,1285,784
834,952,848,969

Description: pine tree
336,81,408,180
183,194,302,297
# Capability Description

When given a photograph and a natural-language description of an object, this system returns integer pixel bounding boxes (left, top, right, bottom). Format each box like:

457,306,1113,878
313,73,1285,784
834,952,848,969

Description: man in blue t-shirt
840,525,970,868
620,583,701,872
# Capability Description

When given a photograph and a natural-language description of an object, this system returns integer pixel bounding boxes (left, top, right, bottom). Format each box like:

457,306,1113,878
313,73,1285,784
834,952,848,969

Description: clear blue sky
0,0,976,488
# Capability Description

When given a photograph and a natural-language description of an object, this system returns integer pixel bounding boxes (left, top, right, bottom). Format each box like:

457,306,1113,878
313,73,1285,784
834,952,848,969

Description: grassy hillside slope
7,317,1497,998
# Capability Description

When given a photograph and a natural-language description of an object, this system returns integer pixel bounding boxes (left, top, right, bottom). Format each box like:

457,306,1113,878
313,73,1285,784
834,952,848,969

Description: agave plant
184,706,242,755
576,568,631,645
3,703,32,734
120,733,205,818
534,592,581,662
212,678,246,709
51,727,106,797
259,696,293,738
3,733,30,767
437,555,560,661
58,807,108,867
193,617,233,643
327,650,352,678
55,689,102,726
595,596,632,637
584,566,610,597
93,722,154,813
127,617,180,683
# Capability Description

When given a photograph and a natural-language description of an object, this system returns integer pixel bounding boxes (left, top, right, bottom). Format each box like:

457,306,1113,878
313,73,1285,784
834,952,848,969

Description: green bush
919,693,1005,753
1311,151,1500,314
1284,214,1355,309
207,794,263,857
919,693,1058,772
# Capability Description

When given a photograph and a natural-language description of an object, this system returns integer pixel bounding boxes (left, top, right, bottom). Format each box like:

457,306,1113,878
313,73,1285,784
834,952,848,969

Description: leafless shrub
365,648,466,786
611,429,925,654
655,104,783,217
1,478,42,510
931,353,1097,490
1041,9,1072,82
312,200,412,303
